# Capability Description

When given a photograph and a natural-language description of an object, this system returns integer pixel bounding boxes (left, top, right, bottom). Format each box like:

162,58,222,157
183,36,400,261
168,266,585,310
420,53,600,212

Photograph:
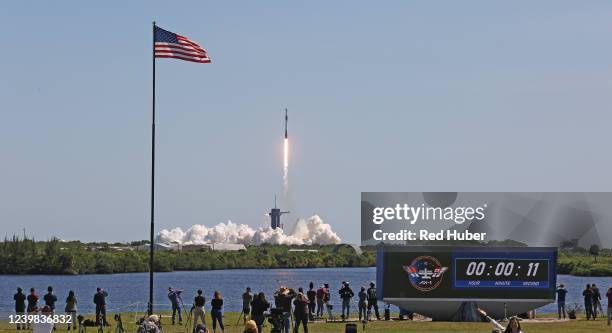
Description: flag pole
148,20,156,316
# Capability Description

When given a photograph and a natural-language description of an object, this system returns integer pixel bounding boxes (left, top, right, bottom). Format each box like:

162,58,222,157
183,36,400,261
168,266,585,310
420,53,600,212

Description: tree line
0,236,374,275
1,236,609,276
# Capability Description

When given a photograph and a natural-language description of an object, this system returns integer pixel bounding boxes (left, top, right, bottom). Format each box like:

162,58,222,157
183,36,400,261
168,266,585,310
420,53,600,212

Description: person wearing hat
14,287,26,330
338,282,354,321
168,287,184,325
366,282,380,321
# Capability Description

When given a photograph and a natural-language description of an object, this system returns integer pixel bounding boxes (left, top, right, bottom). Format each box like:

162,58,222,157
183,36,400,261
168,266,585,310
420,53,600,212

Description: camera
267,308,285,333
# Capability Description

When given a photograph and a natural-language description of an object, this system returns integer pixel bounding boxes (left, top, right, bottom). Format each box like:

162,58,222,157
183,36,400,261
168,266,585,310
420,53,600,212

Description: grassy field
1,312,611,333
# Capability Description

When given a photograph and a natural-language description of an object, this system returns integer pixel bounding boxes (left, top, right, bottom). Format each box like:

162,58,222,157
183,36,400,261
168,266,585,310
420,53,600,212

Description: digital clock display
454,258,549,288
379,246,557,300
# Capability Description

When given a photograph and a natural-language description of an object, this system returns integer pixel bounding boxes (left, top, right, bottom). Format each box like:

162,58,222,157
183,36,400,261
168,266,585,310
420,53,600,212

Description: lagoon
0,268,610,317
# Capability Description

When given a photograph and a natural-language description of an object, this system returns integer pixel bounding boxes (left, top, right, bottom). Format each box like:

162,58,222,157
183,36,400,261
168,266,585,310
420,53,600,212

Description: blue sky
1,1,612,243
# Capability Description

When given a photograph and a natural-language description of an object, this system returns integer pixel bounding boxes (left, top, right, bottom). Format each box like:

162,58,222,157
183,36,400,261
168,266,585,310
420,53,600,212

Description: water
0,268,610,317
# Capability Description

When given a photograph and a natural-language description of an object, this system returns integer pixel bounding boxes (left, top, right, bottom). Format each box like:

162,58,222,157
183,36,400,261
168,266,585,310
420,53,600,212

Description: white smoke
156,215,341,246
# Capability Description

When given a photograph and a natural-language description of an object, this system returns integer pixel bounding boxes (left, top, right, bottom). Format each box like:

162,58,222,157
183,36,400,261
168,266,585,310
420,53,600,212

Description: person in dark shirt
43,286,58,311
14,287,26,330
210,291,224,333
250,292,270,333
357,286,368,322
293,289,310,333
43,286,58,330
93,287,109,326
306,282,316,321
338,282,354,321
275,287,297,333
556,284,568,319
26,288,38,330
592,283,602,319
606,287,612,326
366,282,380,321
583,284,594,320
192,289,206,331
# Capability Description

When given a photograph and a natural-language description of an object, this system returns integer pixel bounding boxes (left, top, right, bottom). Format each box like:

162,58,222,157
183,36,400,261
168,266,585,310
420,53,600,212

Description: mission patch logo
403,255,448,292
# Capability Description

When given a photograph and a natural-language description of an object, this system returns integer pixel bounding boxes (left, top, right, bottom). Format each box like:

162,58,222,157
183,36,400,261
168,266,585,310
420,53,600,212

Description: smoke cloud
156,215,341,246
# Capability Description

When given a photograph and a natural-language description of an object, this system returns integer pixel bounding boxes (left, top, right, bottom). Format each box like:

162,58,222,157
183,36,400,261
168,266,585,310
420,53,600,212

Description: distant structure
269,195,289,229
136,242,246,252
208,243,247,251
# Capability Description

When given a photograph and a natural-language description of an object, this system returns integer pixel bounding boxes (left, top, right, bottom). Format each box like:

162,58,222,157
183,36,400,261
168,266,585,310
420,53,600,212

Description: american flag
154,26,211,63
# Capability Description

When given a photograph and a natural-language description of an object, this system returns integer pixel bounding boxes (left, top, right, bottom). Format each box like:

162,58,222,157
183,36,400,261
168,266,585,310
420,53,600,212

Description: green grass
1,312,611,333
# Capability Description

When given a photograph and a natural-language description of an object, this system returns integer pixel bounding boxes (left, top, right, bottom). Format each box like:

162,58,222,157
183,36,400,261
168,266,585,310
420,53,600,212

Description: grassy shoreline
2,312,611,333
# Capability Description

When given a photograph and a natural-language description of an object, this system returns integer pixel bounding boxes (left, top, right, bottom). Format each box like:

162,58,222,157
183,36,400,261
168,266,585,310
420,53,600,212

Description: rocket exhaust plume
156,215,341,245
283,108,289,194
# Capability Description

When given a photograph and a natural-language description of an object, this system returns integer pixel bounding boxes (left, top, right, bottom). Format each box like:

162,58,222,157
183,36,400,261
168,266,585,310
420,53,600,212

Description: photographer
292,289,309,333
168,287,184,325
274,287,296,333
210,291,225,333
93,287,108,326
251,292,270,333
556,284,567,319
242,287,254,325
338,282,354,321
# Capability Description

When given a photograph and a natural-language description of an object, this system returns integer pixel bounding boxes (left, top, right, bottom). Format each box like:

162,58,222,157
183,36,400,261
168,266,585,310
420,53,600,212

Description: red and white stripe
155,35,211,63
